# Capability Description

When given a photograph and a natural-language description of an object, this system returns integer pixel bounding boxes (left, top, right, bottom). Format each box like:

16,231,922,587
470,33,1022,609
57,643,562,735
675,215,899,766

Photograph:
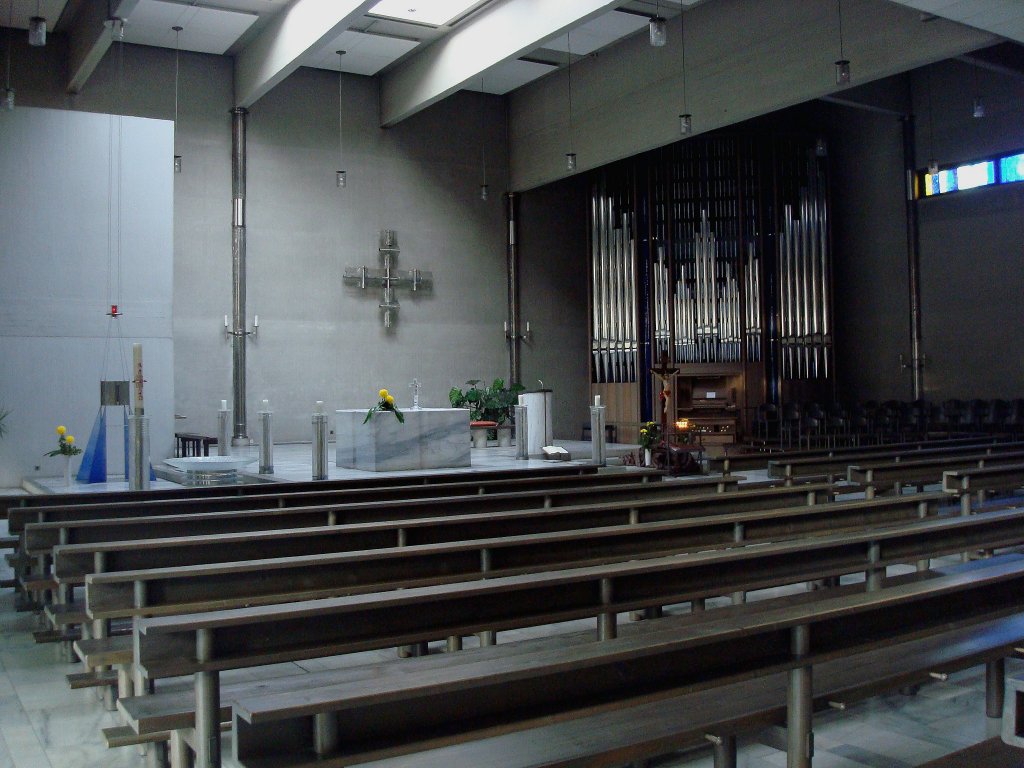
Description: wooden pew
122,509,1024,768
1,464,605,520
770,443,1024,484
23,475,743,572
80,493,949,624
52,482,835,588
6,467,661,534
711,435,1011,476
849,450,1024,498
943,463,1024,515
229,560,1024,768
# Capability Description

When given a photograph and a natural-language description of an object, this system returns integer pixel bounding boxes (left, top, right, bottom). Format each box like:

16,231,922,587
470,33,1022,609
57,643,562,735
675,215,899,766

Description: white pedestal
335,408,470,471
520,390,553,458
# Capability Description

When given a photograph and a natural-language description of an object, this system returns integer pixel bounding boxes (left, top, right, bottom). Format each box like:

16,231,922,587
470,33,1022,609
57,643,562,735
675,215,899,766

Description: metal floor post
787,625,813,768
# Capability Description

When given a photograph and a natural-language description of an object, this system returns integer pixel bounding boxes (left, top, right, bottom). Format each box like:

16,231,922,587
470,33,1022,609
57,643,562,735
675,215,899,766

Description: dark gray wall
517,177,591,439
828,97,914,402
911,60,1024,400
5,35,591,446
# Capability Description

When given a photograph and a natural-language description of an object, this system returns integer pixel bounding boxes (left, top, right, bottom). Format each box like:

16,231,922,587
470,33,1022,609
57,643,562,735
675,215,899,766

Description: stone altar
335,408,470,471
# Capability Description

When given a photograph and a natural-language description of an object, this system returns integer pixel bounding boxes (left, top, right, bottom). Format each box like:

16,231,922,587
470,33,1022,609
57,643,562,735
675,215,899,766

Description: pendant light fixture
565,31,576,172
172,26,182,173
835,0,850,85
4,1,14,109
479,74,488,201
971,65,985,118
649,1,666,47
336,51,347,188
28,0,46,47
678,11,691,134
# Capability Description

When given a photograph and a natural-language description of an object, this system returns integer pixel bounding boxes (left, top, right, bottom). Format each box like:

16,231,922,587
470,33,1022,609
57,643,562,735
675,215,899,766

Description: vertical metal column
787,624,813,768
987,658,1006,718
231,107,249,444
902,115,924,400
506,192,522,386
194,629,220,768
590,404,607,466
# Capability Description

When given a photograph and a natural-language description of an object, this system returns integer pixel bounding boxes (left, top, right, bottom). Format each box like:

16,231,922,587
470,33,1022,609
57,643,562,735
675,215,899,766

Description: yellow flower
378,388,389,399
65,435,75,445
385,395,395,405
56,425,66,435
640,428,647,435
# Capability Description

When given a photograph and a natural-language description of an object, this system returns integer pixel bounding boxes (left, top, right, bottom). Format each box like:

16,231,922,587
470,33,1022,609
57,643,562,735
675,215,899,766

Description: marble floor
0,448,1019,767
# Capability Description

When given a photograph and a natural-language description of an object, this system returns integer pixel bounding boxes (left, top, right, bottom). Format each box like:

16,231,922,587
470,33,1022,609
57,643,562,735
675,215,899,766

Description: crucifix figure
650,350,678,461
343,230,433,330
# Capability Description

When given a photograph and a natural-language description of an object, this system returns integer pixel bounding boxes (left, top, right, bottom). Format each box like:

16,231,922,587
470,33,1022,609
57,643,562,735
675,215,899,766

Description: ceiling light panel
123,0,258,55
367,0,481,27
545,11,650,56
306,30,419,76
464,59,558,94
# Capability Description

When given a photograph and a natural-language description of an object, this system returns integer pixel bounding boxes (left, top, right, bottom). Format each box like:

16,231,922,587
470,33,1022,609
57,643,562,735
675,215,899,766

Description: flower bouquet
46,425,83,457
637,421,661,450
364,388,405,424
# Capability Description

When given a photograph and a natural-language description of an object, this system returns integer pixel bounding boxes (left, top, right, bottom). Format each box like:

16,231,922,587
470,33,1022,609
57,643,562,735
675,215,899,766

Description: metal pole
590,405,607,466
902,115,924,400
258,408,273,474
986,658,1005,718
231,106,249,444
787,624,813,768
217,407,230,457
194,628,221,768
506,192,521,386
128,415,150,491
515,404,529,460
312,410,329,481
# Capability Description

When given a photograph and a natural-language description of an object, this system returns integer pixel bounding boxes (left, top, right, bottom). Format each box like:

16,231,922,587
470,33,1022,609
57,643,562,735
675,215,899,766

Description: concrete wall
827,59,1024,403
827,93,915,403
517,177,591,439
508,0,994,192
911,60,1024,400
2,35,596,461
0,106,174,486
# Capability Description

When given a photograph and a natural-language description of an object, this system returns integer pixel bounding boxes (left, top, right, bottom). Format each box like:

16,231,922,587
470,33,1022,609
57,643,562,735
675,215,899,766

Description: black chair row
751,399,1024,449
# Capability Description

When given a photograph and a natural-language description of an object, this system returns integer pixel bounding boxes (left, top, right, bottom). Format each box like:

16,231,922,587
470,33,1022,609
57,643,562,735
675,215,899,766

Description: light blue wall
0,107,174,485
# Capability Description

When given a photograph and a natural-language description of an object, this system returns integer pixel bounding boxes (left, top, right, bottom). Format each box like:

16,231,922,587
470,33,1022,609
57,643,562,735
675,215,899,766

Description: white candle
594,395,601,407
316,401,324,414
132,343,144,414
224,315,229,328
518,394,525,406
262,399,269,409
221,399,228,411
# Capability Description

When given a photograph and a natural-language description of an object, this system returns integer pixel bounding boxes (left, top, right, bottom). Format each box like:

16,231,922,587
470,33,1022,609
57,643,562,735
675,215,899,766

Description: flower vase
63,455,72,487
644,448,652,467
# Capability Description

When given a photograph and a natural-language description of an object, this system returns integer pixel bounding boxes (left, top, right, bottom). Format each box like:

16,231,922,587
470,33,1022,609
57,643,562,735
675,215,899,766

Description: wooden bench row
230,560,1024,768
6,466,664,534
114,508,1024,768
768,442,1024,483
711,434,1012,475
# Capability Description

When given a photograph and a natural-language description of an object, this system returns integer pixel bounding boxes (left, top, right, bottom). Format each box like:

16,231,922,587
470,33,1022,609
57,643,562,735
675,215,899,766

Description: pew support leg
194,670,220,768
707,734,737,768
987,658,1006,719
787,626,813,768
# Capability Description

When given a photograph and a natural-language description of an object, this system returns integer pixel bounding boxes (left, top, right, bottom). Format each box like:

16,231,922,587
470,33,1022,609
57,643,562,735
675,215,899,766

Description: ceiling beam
885,0,1024,45
234,0,378,109
66,0,138,94
379,0,622,127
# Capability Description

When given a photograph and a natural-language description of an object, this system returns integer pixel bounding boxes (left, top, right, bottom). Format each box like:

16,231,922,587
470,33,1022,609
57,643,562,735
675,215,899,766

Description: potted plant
449,379,526,443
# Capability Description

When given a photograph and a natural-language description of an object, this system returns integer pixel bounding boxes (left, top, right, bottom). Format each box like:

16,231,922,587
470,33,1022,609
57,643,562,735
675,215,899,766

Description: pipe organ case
589,132,833,430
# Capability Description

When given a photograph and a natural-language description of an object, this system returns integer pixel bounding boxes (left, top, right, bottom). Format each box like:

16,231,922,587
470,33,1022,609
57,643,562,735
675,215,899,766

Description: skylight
368,0,481,27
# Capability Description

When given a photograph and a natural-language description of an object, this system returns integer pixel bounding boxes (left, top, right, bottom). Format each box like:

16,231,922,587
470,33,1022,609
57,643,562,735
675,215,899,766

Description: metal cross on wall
343,229,433,329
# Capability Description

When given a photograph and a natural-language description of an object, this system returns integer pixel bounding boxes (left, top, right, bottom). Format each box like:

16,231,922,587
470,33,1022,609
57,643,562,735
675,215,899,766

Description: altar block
335,408,470,471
